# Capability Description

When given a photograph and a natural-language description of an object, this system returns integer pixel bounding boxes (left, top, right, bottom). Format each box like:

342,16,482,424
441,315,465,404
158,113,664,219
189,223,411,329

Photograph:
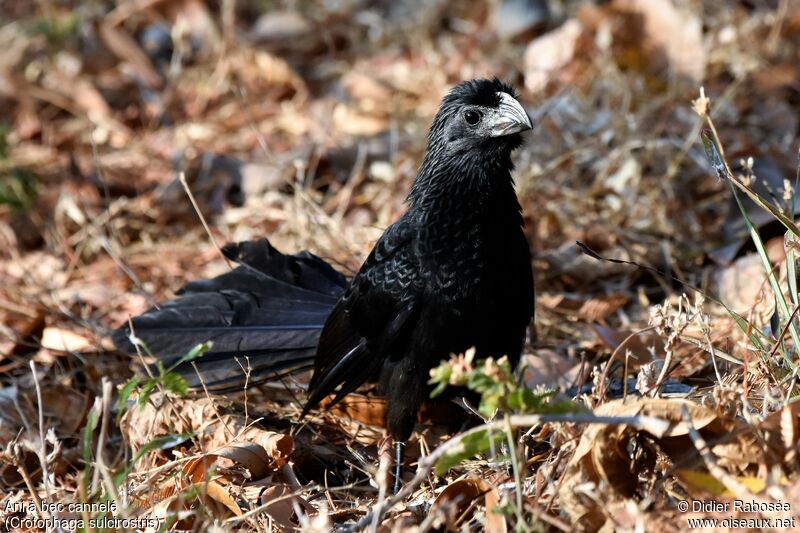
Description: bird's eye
463,110,482,126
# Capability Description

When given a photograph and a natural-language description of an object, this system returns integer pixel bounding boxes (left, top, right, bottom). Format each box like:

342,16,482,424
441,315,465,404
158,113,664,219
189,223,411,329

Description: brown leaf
430,476,489,531
522,350,582,389
760,400,800,463
231,426,293,470
780,405,798,462
524,19,584,92
201,479,243,517
40,327,94,353
0,384,90,441
251,10,314,45
0,447,39,487
714,253,775,317
343,72,394,110
377,511,418,532
560,398,731,528
592,324,665,365
752,63,798,93
610,0,706,82
539,293,629,322
215,443,272,480
327,393,387,427
484,484,507,533
607,398,718,438
0,307,44,361
333,104,389,136
184,454,218,484
259,484,316,533
543,243,636,284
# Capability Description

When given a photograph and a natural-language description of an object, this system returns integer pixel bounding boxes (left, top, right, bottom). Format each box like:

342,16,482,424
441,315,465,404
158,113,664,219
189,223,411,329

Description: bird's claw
393,441,405,494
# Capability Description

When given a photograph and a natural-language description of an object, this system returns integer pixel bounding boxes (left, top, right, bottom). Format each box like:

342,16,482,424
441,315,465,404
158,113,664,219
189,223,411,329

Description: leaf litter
1,0,800,531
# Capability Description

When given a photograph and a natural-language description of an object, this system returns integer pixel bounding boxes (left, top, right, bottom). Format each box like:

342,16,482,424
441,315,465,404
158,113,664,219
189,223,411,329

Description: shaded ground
1,0,800,531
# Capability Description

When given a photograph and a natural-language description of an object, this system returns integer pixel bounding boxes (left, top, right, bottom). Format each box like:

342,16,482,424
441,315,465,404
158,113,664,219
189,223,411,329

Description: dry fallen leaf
524,19,584,92
676,469,767,498
259,484,316,533
714,252,777,322
539,293,629,322
40,327,94,353
592,324,665,366
522,350,581,389
484,483,507,533
0,383,90,442
759,400,800,464
559,398,740,528
333,104,389,136
201,479,244,517
327,392,387,427
343,72,394,111
377,511,418,533
429,476,491,531
611,0,706,82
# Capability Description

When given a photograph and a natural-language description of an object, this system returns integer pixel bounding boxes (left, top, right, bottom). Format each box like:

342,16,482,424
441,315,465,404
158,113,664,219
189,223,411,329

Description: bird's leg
393,440,406,494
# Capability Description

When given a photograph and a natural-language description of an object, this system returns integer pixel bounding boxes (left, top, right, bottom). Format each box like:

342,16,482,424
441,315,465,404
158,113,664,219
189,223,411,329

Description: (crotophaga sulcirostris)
113,78,535,491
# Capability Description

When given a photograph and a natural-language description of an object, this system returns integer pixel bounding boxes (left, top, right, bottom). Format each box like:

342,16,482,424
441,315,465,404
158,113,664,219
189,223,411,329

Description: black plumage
113,78,534,484
112,240,347,390
303,79,535,442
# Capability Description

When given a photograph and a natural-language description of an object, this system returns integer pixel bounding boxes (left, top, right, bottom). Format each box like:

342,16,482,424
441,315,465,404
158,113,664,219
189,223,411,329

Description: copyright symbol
678,500,689,512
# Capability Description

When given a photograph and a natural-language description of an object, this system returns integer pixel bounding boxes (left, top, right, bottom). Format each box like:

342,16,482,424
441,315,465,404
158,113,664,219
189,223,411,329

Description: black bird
113,78,535,491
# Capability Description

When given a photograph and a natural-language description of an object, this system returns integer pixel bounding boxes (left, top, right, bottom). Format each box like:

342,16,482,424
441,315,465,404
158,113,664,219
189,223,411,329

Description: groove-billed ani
113,78,534,490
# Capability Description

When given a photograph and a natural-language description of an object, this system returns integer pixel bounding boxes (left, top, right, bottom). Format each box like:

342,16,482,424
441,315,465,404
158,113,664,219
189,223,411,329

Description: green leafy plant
430,350,583,530
0,127,37,213
75,341,209,527
28,12,80,48
429,349,581,474
116,341,211,416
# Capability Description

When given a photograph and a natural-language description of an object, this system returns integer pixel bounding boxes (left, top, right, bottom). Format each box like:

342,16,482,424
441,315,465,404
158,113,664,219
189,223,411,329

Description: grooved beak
487,92,533,137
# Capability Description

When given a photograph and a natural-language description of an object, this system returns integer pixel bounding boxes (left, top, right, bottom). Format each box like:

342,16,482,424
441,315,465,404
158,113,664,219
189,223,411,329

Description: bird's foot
393,440,406,494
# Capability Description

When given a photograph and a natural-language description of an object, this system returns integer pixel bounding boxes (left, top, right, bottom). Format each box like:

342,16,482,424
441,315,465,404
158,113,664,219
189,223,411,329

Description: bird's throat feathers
408,145,517,209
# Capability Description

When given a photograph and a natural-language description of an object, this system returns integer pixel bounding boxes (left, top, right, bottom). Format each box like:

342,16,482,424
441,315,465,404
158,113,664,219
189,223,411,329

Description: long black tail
112,239,346,391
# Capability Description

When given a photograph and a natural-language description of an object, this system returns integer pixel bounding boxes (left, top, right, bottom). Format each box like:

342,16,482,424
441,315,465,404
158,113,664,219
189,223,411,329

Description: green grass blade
729,181,798,367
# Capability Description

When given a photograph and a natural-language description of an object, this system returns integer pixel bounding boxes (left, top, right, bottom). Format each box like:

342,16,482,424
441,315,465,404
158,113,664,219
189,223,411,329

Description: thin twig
368,438,392,533
178,171,233,270
704,330,724,386
91,379,113,494
234,356,252,423
768,304,800,361
225,492,311,526
680,404,750,498
127,318,157,380
191,361,235,441
29,361,54,516
11,443,47,520
504,412,525,528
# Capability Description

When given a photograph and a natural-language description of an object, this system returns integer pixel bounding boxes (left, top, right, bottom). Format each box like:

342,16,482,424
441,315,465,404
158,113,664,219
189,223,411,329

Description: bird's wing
303,217,420,412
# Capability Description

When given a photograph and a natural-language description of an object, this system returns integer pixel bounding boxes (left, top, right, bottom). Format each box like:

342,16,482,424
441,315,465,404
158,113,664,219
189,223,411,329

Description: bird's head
409,79,532,204
429,78,532,157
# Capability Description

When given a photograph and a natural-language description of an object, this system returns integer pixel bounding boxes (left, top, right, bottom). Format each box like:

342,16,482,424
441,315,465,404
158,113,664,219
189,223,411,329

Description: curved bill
486,92,533,137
